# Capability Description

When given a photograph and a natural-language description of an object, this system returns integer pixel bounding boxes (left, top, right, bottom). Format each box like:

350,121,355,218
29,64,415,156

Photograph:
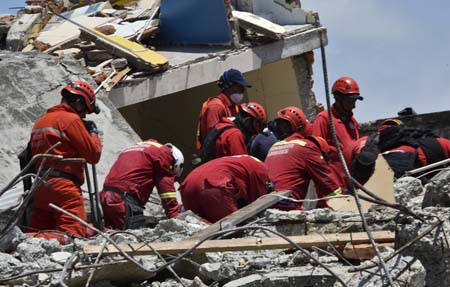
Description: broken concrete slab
235,0,315,26
422,169,450,208
43,1,112,32
6,13,42,51
397,213,450,286
125,0,159,21
36,15,116,49
222,254,425,287
394,176,424,206
233,10,286,40
0,51,140,189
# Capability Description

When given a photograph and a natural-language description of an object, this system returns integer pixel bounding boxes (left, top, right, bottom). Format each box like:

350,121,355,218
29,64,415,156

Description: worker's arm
155,175,180,218
66,118,102,164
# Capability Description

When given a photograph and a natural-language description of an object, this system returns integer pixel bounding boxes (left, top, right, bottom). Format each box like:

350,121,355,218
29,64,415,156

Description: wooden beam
106,67,131,92
343,242,395,260
191,190,292,240
83,231,395,257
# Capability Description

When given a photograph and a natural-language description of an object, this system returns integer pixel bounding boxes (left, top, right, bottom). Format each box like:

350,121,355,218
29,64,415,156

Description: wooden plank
191,190,292,240
54,12,168,72
83,231,395,257
327,156,395,212
106,67,131,92
343,242,395,260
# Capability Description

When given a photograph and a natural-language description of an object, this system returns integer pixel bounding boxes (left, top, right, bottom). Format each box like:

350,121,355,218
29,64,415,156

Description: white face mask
229,93,244,104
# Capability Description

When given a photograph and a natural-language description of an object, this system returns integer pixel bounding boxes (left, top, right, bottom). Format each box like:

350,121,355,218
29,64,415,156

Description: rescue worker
265,106,344,210
346,119,403,184
180,155,269,223
28,80,102,244
201,102,267,162
195,69,252,161
100,139,184,230
312,76,363,183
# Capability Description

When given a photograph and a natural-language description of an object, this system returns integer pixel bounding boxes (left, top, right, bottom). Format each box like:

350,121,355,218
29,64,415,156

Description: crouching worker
180,155,269,223
28,80,102,244
265,106,344,210
100,140,184,230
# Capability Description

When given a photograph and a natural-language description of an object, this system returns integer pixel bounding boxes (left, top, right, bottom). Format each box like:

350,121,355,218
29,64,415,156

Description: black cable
317,28,394,286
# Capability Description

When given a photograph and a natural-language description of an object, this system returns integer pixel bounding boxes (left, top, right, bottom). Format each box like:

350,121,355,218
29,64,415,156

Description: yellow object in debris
86,28,168,71
104,34,168,67
110,0,138,6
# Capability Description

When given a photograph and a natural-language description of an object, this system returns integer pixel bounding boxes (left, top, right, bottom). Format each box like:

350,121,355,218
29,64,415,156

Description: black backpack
378,125,437,152
201,125,236,163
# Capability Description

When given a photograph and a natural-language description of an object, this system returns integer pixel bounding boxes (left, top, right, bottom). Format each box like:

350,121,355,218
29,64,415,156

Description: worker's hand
82,120,98,134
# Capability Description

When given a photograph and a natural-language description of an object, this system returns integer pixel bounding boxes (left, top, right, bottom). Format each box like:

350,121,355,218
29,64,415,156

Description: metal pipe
405,158,450,176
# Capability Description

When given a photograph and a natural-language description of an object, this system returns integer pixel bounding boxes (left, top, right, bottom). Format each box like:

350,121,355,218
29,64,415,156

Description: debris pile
0,0,317,94
3,158,450,286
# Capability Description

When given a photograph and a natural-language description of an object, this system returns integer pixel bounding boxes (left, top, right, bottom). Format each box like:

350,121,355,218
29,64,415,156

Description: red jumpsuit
180,155,269,223
100,139,180,229
214,117,248,158
199,93,239,146
265,133,343,209
29,104,102,243
312,105,360,184
344,136,369,169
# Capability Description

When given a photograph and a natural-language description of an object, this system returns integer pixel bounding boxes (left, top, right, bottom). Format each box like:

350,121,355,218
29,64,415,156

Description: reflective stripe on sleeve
159,191,177,199
327,188,342,197
31,127,66,138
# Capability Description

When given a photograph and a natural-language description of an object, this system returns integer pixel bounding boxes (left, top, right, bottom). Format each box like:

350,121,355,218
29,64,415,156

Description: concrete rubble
5,168,450,286
0,0,316,91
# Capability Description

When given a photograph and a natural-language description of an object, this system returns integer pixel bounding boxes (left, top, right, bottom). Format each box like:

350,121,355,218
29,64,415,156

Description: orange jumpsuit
29,103,102,243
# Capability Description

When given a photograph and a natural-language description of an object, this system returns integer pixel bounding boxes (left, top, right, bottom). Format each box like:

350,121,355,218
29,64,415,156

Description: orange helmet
332,77,363,100
377,118,403,134
241,102,267,124
241,102,267,133
61,80,99,114
277,106,307,131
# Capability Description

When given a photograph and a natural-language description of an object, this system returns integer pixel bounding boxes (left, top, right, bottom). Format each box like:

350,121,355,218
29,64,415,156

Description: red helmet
241,102,267,124
332,77,362,100
277,106,307,131
61,80,97,114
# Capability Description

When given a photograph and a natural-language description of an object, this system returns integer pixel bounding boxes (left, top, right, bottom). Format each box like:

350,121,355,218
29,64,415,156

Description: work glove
82,120,99,134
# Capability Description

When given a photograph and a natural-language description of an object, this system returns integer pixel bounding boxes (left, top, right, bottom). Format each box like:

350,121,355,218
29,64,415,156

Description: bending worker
201,102,267,162
265,106,344,210
28,80,102,244
180,155,269,223
100,139,184,230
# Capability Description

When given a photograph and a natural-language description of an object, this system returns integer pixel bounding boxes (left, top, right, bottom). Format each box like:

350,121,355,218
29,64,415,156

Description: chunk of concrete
394,176,424,206
422,170,450,208
6,13,41,51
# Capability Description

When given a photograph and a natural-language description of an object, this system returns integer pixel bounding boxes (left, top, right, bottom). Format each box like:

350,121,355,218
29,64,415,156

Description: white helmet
166,143,184,177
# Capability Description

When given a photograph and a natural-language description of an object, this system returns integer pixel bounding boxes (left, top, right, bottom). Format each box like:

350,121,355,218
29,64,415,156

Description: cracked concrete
0,50,140,188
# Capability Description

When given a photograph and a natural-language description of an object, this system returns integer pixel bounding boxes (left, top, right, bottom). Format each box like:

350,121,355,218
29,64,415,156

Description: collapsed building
0,0,450,286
